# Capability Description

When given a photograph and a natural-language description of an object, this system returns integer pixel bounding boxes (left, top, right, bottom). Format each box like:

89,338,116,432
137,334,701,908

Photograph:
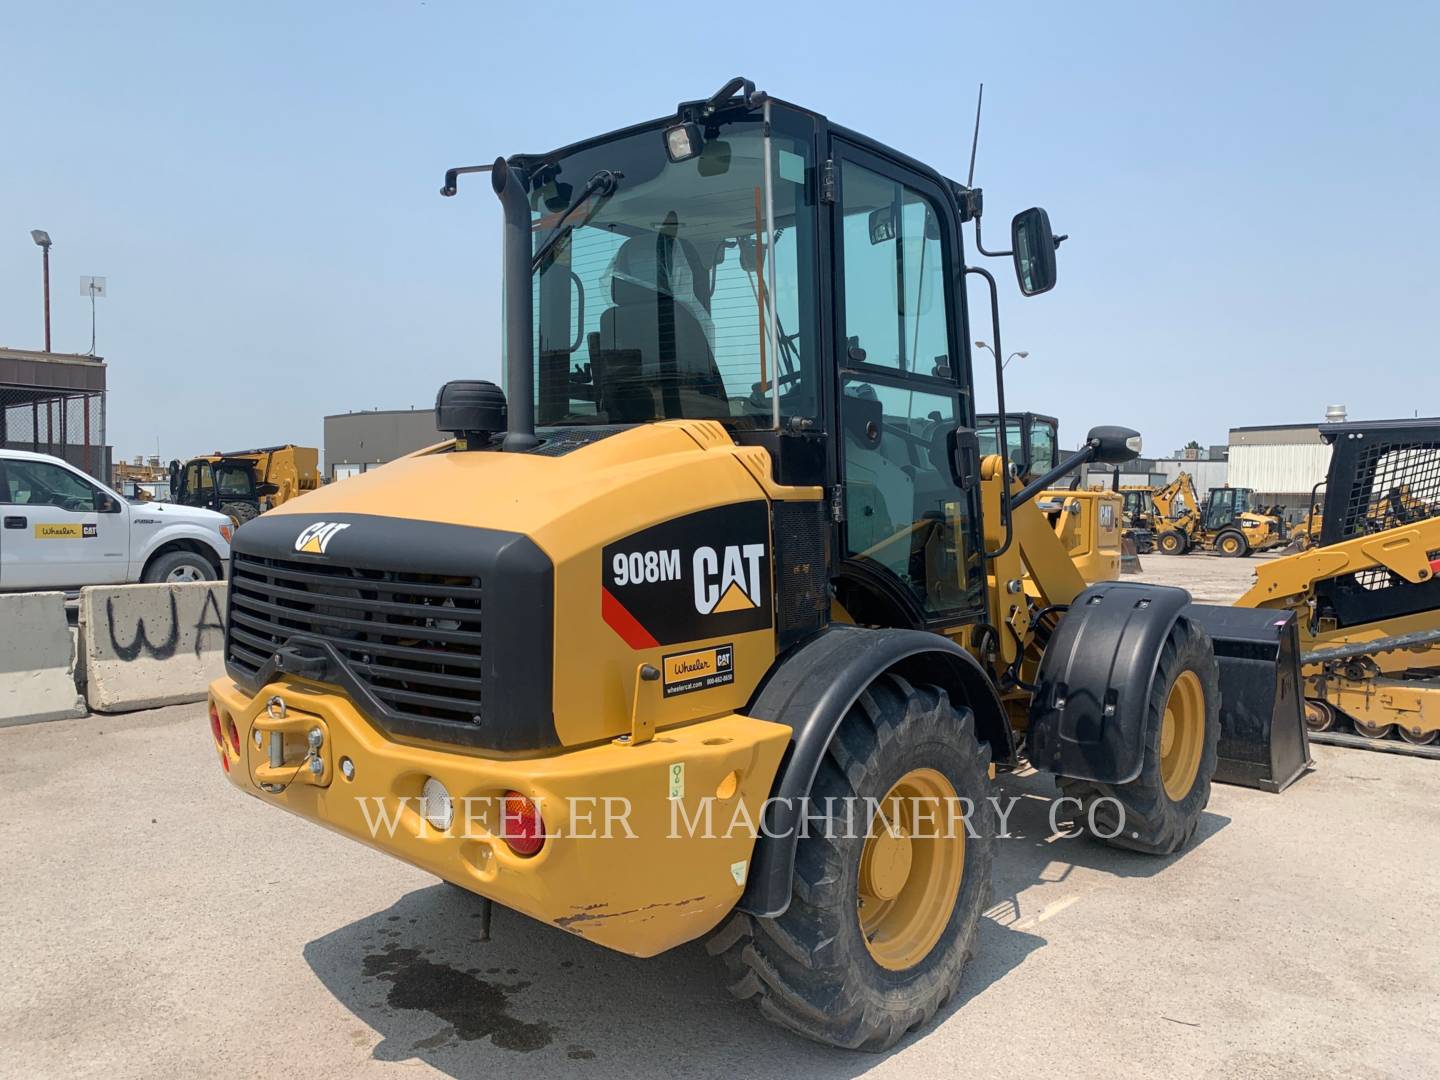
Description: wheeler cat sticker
34,523,97,539
661,643,735,697
602,503,771,647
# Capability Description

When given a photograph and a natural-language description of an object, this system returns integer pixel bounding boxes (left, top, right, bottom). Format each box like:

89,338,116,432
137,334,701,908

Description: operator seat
593,233,729,421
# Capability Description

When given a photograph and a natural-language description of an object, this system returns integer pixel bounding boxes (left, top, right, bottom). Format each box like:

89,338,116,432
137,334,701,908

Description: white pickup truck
0,449,233,591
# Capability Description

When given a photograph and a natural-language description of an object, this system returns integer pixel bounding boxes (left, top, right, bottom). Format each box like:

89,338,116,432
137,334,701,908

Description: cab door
829,142,985,627
0,457,128,588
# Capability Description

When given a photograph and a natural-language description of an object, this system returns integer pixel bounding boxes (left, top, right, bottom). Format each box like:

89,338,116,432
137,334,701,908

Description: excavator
206,79,1308,1051
169,445,320,523
1237,417,1440,754
1151,472,1285,557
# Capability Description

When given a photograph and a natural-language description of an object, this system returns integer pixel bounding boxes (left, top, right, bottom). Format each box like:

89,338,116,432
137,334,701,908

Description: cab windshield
528,109,818,429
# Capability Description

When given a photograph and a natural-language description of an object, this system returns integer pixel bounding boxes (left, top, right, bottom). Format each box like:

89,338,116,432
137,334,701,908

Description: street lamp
30,229,52,352
974,340,1029,369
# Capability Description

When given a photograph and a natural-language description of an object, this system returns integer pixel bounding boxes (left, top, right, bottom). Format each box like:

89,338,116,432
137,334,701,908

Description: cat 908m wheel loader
206,79,1309,1051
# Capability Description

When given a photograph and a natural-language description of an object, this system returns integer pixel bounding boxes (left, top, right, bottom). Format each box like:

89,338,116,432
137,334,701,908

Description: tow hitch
251,695,332,791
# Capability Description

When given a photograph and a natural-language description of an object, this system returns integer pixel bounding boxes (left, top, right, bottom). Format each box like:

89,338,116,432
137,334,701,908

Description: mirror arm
973,212,1013,258
964,264,1013,558
1014,444,1099,508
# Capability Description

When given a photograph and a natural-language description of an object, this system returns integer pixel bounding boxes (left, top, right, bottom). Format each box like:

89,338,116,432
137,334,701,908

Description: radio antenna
966,82,984,188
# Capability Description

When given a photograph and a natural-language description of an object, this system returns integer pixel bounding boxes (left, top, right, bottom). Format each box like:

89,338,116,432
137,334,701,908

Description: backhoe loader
206,80,1307,1050
1237,418,1440,753
169,444,319,523
1152,472,1284,557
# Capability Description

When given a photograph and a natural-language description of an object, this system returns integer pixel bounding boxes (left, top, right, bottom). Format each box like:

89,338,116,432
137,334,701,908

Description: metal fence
1,384,108,479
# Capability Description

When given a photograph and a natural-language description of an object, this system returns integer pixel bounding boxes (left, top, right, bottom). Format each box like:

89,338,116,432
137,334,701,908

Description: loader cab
170,458,261,517
1203,486,1253,530
1122,488,1156,524
503,89,1058,633
976,412,1060,482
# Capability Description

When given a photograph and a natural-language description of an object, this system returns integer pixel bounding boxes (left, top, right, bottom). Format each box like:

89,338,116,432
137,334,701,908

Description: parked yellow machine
169,444,319,522
1237,418,1440,751
206,80,1307,1050
1152,472,1285,557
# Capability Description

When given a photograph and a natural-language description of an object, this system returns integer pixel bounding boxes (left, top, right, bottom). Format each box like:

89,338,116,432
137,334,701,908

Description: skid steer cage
1183,604,1312,792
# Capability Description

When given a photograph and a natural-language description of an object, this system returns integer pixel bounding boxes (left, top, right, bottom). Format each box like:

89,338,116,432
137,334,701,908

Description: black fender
1026,581,1193,785
736,624,1011,918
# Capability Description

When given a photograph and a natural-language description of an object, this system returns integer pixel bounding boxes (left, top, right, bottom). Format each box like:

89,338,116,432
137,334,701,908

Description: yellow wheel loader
977,410,1124,580
169,444,319,523
207,80,1308,1051
1237,418,1440,754
1151,472,1284,557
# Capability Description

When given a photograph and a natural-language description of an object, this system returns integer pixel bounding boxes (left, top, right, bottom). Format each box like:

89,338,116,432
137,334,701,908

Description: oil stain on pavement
361,942,556,1053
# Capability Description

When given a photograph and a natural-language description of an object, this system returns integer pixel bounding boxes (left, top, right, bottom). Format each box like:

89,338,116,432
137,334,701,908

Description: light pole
31,230,52,351
975,340,1028,370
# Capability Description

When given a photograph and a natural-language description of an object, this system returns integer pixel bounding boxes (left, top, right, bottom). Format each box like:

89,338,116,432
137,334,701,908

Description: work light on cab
501,791,545,857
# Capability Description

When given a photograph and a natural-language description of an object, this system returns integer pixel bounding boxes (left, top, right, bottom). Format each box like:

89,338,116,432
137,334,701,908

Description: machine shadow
303,771,1227,1078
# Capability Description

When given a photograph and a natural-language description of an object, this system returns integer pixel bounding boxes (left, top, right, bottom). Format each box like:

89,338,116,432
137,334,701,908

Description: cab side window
3,461,101,512
839,162,949,376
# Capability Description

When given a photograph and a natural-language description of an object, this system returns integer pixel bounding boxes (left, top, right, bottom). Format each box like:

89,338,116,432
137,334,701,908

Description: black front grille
227,553,484,728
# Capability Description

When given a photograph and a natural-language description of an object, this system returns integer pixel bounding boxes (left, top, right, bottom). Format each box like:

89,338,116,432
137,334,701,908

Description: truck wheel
707,673,994,1051
221,501,259,524
1216,530,1248,558
1157,529,1186,556
1057,617,1219,855
142,550,217,584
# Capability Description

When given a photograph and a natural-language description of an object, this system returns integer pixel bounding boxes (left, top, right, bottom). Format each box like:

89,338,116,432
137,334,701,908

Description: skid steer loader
1237,418,1440,755
206,79,1308,1050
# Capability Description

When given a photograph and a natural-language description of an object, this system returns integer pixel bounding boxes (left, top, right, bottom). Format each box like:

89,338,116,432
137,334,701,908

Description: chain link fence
1,385,108,480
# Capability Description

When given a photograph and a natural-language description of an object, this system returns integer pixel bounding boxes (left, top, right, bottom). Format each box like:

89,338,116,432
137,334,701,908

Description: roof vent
1324,404,1347,424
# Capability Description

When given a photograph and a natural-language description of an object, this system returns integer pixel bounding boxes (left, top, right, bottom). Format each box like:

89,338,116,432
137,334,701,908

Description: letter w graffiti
106,592,180,661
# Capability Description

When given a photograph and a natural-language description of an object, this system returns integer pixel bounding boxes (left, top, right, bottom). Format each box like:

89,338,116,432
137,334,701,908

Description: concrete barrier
0,591,87,726
77,582,228,713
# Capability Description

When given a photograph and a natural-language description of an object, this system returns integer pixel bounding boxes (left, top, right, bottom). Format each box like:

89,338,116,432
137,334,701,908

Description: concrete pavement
2,692,1437,1079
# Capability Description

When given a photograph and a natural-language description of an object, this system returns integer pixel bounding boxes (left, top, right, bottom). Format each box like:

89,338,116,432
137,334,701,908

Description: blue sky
3,1,1436,462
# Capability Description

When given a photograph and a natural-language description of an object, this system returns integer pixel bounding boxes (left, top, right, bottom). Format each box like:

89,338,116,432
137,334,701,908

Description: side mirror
95,493,122,514
1087,425,1143,465
1011,207,1057,296
948,427,981,491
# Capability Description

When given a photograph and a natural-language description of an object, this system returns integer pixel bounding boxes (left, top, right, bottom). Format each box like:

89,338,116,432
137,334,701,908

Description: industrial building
323,408,443,480
1226,407,1345,522
0,346,109,480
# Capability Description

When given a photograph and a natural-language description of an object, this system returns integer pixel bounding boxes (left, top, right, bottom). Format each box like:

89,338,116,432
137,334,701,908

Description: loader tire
221,501,259,524
1216,530,1248,558
1157,529,1187,556
707,673,994,1051
1057,617,1220,855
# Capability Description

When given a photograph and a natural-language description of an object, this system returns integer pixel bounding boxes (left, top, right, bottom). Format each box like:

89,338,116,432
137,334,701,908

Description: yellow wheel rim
858,768,964,971
1161,535,1178,553
1221,535,1240,555
1159,670,1205,801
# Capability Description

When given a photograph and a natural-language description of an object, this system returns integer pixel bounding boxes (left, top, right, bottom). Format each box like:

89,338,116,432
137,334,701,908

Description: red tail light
209,702,222,746
501,791,545,857
220,751,230,773
225,717,240,753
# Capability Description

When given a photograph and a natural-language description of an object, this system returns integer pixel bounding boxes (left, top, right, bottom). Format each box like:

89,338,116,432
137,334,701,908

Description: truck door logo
601,503,772,648
294,521,350,554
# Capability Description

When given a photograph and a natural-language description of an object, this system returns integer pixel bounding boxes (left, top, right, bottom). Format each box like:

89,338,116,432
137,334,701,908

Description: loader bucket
1182,604,1312,792
1120,535,1142,574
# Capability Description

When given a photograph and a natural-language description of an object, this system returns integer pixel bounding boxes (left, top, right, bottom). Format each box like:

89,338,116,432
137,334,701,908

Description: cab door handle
3,516,25,529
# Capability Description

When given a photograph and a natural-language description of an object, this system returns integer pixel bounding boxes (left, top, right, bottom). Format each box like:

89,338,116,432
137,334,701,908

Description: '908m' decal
601,503,772,648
